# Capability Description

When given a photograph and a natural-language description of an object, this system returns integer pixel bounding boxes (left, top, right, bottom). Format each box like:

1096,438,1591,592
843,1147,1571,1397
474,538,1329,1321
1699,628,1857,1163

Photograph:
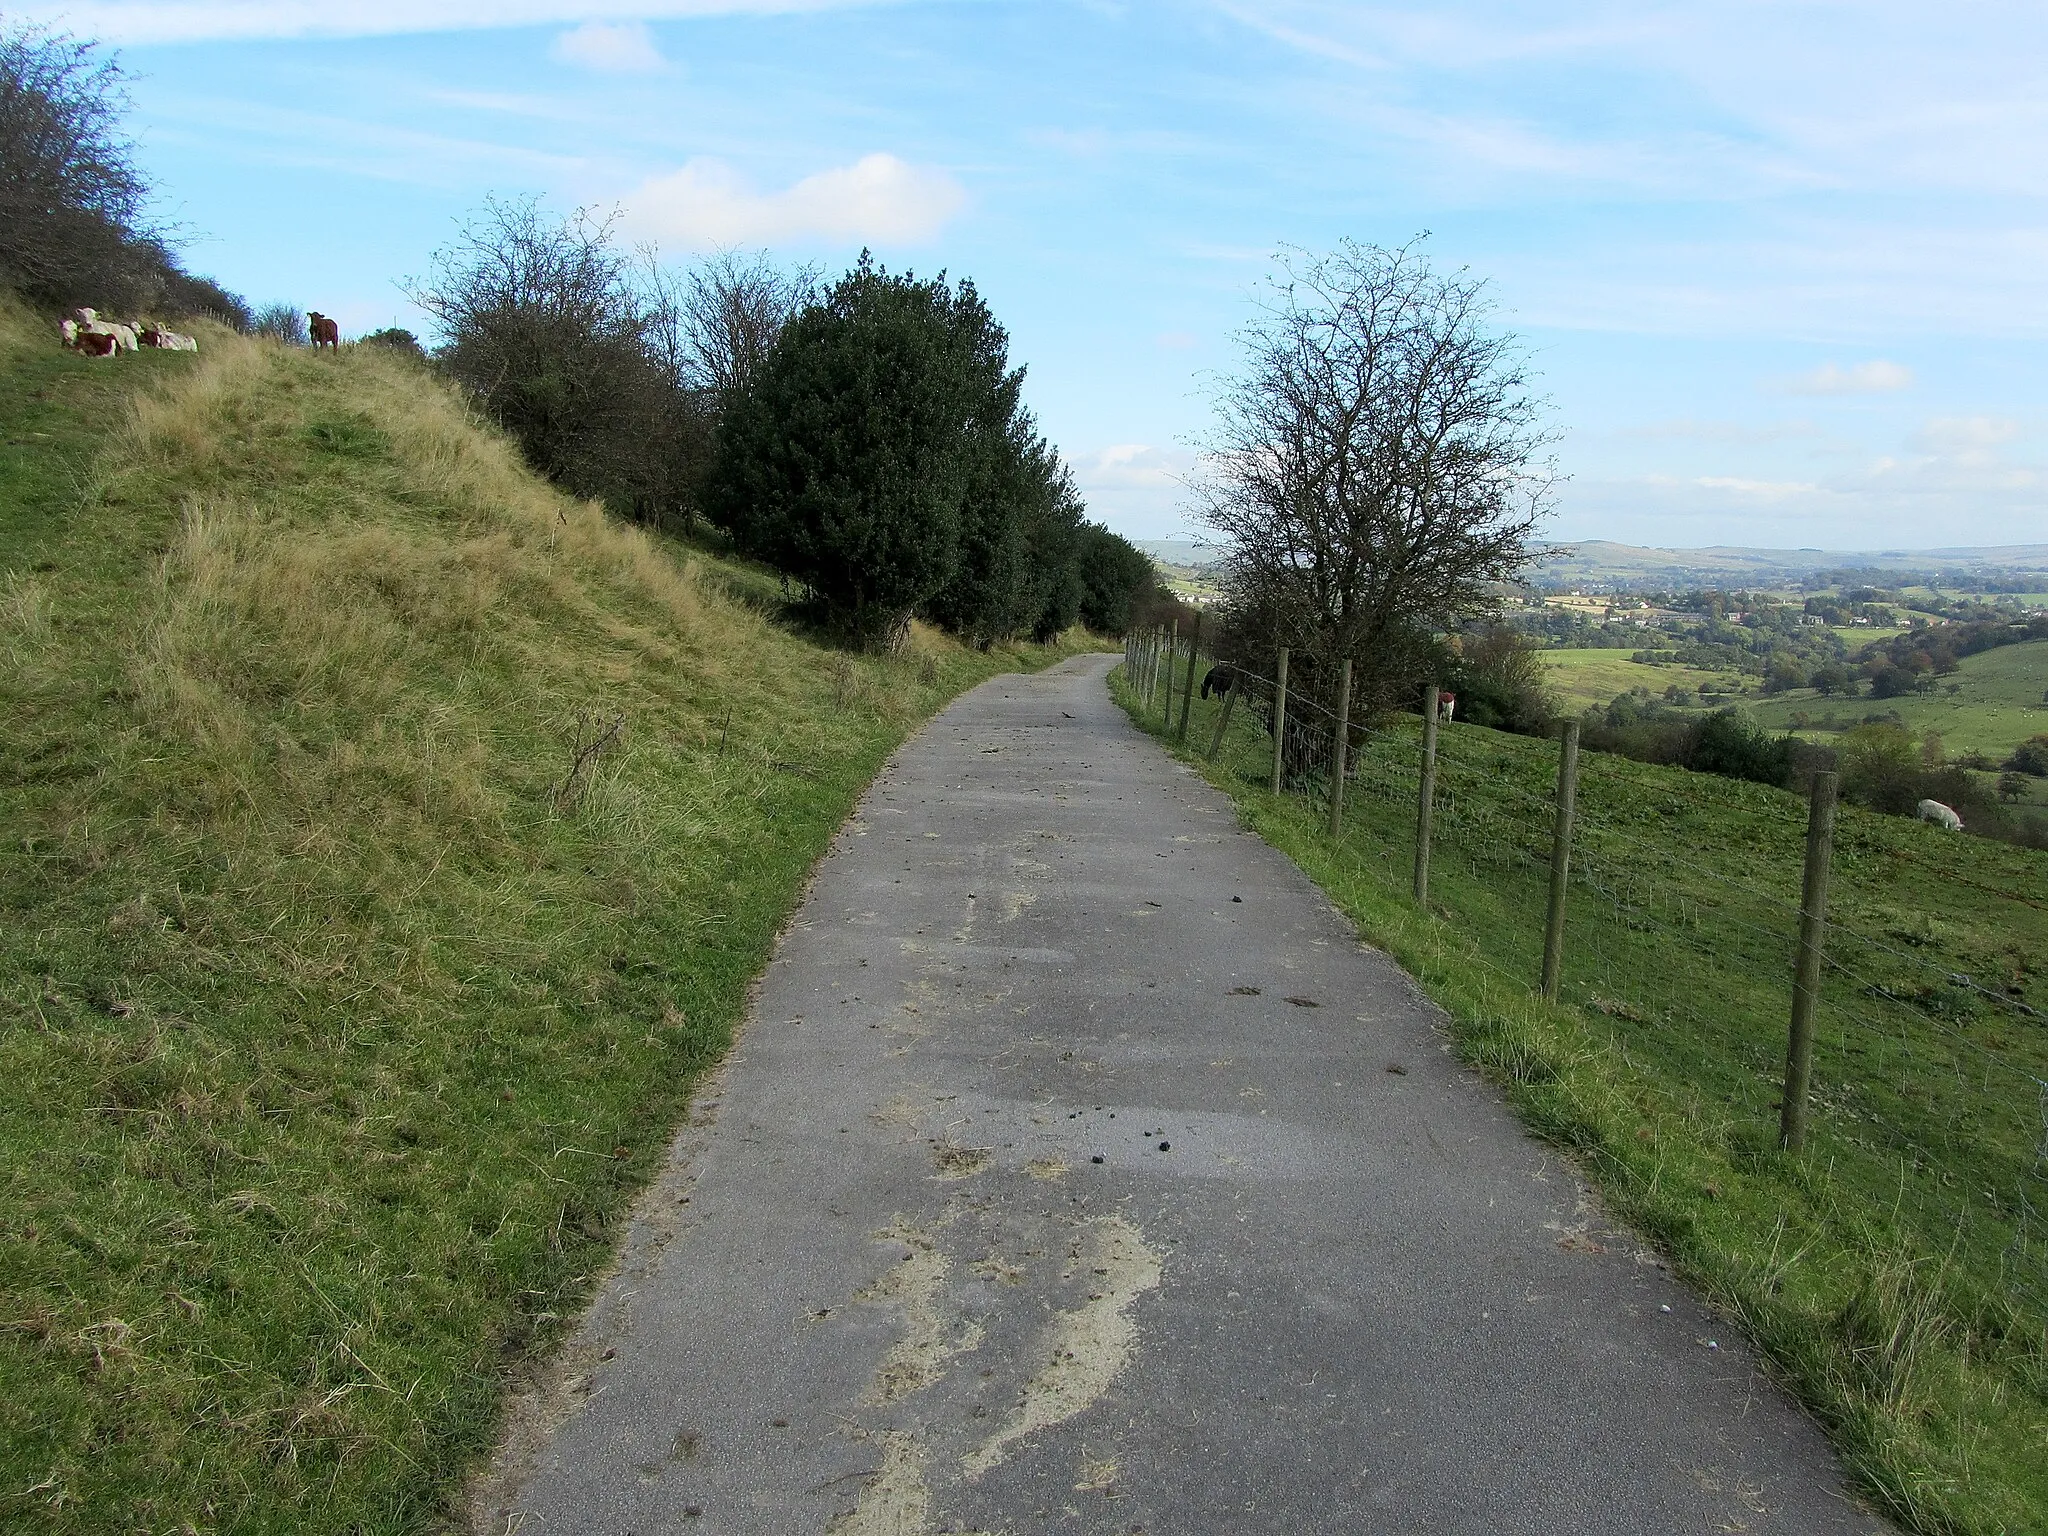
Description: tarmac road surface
475,652,1891,1536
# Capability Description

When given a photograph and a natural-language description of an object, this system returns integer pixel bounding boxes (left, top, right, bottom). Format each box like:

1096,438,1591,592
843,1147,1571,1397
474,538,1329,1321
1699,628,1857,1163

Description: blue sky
21,0,2048,550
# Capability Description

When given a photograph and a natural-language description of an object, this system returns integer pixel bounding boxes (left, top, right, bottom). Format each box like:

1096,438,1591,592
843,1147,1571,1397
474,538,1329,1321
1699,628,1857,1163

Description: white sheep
1916,799,1963,832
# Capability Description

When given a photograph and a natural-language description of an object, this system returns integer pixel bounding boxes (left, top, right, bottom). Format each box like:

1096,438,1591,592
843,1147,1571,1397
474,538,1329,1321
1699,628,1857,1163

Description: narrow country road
476,653,1889,1535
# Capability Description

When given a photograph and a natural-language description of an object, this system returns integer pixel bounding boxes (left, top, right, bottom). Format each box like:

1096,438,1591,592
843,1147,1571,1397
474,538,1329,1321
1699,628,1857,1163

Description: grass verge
1114,660,2048,1536
0,296,1101,1533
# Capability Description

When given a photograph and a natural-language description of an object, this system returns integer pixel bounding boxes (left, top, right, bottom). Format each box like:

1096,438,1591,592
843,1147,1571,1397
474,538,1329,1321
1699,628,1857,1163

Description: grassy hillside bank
0,301,1099,1533
1115,659,2048,1535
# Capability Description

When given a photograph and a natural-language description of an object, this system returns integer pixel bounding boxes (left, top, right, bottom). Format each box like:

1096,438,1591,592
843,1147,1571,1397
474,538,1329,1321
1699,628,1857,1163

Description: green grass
0,298,1103,1533
1120,660,2048,1536
1751,639,2048,760
1537,646,1742,710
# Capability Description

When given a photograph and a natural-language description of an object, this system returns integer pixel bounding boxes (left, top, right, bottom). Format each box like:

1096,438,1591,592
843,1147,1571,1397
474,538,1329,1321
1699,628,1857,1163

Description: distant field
1749,638,2048,758
1537,647,1742,710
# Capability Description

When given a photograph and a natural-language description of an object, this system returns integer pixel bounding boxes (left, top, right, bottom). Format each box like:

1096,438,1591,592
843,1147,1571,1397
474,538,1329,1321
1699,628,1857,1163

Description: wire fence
1120,627,2048,1335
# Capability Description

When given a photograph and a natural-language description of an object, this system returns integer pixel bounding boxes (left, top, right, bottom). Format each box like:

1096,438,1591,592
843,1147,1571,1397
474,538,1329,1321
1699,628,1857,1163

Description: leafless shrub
553,708,624,811
251,303,307,345
0,23,249,320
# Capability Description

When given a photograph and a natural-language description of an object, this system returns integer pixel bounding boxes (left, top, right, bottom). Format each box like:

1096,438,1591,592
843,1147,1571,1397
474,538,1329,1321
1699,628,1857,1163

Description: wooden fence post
1414,683,1440,904
1328,658,1352,836
1269,647,1290,795
1176,612,1201,745
1540,719,1581,1001
1162,622,1178,727
1780,770,1840,1153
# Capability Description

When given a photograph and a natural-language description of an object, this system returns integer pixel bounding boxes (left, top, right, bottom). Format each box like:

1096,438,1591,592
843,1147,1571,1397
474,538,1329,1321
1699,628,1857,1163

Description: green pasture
1752,639,2048,760
1119,658,2048,1536
1537,646,1742,711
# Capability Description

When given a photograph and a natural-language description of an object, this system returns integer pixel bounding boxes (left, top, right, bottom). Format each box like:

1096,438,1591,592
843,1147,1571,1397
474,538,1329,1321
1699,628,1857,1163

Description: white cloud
552,19,667,72
1692,475,1821,499
13,0,880,45
622,153,964,248
1069,444,1200,538
1912,415,2021,456
1782,360,1914,395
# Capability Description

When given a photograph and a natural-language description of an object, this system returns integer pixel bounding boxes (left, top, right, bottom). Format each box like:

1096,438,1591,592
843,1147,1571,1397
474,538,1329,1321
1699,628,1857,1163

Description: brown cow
308,312,340,350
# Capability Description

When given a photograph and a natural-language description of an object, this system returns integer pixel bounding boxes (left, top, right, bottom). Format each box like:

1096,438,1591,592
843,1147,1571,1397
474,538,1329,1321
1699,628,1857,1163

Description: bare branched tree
661,248,820,403
1198,238,1557,715
635,249,814,532
413,197,690,522
0,25,144,303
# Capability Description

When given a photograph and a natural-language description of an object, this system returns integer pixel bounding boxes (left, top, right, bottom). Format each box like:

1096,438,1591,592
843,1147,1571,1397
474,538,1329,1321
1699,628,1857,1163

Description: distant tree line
413,201,1157,649
0,24,248,324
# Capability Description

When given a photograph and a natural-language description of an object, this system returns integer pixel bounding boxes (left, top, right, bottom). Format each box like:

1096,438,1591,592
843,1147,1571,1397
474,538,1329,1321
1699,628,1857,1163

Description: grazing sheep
308,312,340,350
1200,663,1240,700
1916,799,1964,832
1439,691,1458,724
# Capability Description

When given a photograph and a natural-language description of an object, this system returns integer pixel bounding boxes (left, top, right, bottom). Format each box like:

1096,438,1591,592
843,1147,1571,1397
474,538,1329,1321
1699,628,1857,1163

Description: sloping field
1123,659,2048,1535
1752,639,2048,759
0,301,1097,1533
1537,645,1739,710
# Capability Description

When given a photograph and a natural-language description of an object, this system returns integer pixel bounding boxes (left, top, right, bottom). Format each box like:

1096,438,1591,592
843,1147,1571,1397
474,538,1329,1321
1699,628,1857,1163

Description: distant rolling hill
1535,540,2048,588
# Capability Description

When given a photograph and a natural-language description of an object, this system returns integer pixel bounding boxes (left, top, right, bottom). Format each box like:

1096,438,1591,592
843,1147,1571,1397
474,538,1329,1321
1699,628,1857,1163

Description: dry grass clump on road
0,304,1097,1533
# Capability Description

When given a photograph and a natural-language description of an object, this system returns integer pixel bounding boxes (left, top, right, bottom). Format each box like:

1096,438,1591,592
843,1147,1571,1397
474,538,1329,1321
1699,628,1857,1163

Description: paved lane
476,653,1888,1536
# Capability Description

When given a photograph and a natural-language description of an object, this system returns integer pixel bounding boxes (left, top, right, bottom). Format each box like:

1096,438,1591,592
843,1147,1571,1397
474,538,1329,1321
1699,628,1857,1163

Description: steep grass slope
0,301,1097,1533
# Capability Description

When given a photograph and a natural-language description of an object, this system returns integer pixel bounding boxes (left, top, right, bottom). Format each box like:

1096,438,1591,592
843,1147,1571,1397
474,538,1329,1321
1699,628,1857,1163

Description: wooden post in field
1328,658,1353,836
1176,612,1201,745
1143,628,1157,706
1161,622,1178,726
1414,683,1440,904
1269,648,1290,795
1206,673,1238,760
1540,719,1582,1001
1780,770,1840,1153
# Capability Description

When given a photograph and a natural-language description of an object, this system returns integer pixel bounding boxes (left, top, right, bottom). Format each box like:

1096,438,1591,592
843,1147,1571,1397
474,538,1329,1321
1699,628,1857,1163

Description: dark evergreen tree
714,257,1012,649
1074,524,1156,635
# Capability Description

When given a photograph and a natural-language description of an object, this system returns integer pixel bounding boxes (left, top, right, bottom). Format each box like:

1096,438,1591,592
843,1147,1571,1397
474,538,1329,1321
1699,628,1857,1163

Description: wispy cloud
1782,360,1914,395
16,0,888,45
1691,475,1821,499
1068,443,1200,534
139,94,590,186
552,19,668,73
621,153,964,248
